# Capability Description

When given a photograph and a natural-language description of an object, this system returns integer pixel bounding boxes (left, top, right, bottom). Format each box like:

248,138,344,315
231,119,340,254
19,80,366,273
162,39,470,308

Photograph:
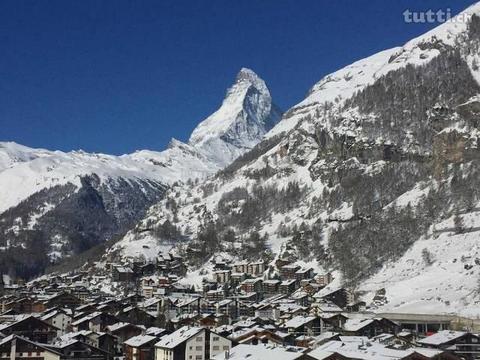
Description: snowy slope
0,142,197,214
268,1,480,138
361,208,480,318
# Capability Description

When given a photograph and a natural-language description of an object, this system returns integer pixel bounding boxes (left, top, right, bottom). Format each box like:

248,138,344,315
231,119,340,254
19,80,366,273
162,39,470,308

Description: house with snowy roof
0,335,62,360
124,334,158,360
308,339,461,360
283,316,321,337
0,315,59,343
211,343,312,360
155,326,231,360
418,330,480,359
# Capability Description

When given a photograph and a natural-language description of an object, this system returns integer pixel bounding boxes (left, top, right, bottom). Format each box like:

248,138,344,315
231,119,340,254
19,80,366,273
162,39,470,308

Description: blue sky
0,0,475,154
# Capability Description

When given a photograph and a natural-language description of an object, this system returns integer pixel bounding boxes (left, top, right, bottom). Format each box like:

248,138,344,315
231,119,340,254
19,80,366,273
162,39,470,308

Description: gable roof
155,326,203,349
124,334,158,347
418,330,470,346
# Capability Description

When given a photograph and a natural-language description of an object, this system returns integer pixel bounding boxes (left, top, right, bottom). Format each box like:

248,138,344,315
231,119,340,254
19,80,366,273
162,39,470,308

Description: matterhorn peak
234,67,269,95
188,68,282,166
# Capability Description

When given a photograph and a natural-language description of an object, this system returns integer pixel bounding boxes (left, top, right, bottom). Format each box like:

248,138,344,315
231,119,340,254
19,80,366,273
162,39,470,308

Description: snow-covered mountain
108,2,480,317
0,68,281,278
189,67,282,166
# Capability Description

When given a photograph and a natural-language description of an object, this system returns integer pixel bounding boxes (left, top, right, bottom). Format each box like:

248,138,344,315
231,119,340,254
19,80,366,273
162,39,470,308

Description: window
213,346,219,351
223,346,230,350
195,356,202,360
196,337,203,342
212,336,219,341
196,346,202,350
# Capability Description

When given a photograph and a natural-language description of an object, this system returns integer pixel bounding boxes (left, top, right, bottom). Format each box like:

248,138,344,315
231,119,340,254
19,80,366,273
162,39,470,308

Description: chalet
2,297,45,314
145,327,167,337
169,296,200,316
232,261,248,274
314,288,350,309
312,301,343,314
48,339,110,359
196,313,217,328
295,335,314,348
214,299,236,319
112,266,134,282
230,273,246,287
155,326,231,360
247,260,265,276
90,332,117,356
212,260,229,271
280,279,297,295
228,327,286,346
237,302,255,318
283,316,321,337
254,304,280,320
342,317,400,338
75,303,98,315
213,270,231,284
316,273,333,287
263,280,281,296
210,344,309,360
0,334,62,360
206,289,225,302
43,292,81,309
195,313,229,329
72,311,118,333
320,313,348,332
278,303,308,318
280,264,301,280
295,268,314,282
0,315,59,343
308,339,461,360
116,306,157,328
107,322,144,345
291,290,310,307
124,334,158,360
169,313,199,330
418,330,480,360
240,278,262,294
41,309,73,335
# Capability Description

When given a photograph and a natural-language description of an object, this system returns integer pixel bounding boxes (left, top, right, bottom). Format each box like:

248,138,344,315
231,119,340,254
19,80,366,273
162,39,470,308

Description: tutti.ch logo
403,8,472,24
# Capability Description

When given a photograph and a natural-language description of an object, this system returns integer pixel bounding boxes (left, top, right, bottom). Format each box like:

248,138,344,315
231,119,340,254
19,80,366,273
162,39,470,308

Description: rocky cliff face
109,4,480,316
189,68,282,167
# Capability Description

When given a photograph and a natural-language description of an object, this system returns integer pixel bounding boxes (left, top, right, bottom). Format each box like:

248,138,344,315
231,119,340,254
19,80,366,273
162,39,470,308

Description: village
0,252,479,360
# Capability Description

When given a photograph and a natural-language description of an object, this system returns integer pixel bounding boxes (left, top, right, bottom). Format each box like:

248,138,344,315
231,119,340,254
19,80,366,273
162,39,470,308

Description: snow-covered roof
283,315,316,329
211,344,305,360
71,311,102,326
145,327,166,336
155,326,203,349
106,322,135,333
124,334,157,347
418,330,468,346
343,318,375,332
